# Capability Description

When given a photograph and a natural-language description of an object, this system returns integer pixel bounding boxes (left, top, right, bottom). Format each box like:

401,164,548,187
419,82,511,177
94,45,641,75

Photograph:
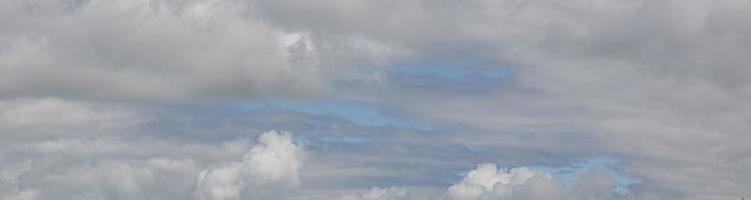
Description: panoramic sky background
1,0,750,199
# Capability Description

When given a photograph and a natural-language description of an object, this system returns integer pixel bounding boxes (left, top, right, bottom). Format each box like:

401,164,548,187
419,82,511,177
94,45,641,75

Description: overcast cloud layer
1,0,750,199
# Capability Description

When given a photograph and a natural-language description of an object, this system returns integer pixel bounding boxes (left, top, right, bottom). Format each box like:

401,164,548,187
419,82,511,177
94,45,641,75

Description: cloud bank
334,163,619,200
2,0,750,199
0,127,304,200
0,0,406,101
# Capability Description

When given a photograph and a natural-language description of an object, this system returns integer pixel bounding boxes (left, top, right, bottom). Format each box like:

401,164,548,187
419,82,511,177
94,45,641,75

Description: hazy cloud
340,187,410,200
2,0,750,199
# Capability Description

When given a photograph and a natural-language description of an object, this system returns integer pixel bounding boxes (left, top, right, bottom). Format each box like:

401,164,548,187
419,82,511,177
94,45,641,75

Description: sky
1,0,750,199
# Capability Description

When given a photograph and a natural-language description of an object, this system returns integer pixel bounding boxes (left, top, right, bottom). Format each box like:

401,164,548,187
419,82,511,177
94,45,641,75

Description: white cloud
446,163,614,200
446,163,556,200
196,130,305,200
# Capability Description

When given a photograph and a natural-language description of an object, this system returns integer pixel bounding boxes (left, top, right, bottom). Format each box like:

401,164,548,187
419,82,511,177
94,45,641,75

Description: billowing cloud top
197,130,304,200
2,0,751,200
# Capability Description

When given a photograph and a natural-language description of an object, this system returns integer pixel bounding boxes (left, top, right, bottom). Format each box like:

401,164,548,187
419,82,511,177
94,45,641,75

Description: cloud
446,163,616,200
0,98,141,129
2,0,751,199
0,98,143,147
0,127,304,200
0,0,407,101
340,187,410,200
3,189,38,200
316,162,621,200
447,163,545,200
196,130,305,200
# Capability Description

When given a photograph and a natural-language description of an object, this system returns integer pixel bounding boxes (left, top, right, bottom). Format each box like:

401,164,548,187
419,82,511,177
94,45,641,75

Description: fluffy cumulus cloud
446,164,552,200
446,164,615,200
196,131,304,200
2,0,750,199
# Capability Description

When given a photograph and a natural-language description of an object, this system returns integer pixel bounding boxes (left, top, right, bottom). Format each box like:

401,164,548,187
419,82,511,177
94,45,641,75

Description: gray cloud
326,163,620,200
0,0,406,101
340,187,410,200
2,0,751,199
0,125,305,200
